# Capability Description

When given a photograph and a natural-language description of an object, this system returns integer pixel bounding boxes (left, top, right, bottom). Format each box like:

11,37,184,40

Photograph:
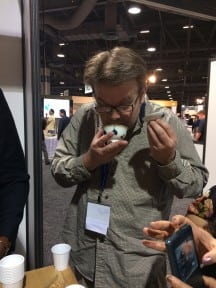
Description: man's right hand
83,129,128,171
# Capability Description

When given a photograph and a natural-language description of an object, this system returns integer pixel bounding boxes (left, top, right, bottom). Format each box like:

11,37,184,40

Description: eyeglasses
95,95,139,114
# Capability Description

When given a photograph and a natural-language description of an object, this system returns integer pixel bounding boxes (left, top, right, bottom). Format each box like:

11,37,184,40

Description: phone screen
174,234,199,281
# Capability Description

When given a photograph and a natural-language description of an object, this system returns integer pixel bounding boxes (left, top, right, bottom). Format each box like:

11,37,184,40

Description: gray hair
84,46,147,93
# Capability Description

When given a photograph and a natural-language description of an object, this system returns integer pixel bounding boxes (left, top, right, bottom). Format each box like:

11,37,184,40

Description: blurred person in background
57,109,70,140
46,108,56,136
193,110,206,143
42,117,50,165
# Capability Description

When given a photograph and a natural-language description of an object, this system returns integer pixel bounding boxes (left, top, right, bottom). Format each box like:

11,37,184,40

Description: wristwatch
0,236,11,259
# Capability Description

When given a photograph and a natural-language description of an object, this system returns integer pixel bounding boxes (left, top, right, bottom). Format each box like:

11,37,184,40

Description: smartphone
144,111,164,122
165,224,204,288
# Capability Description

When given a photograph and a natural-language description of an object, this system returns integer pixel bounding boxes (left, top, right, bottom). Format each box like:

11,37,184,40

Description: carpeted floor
42,161,192,266
43,162,76,266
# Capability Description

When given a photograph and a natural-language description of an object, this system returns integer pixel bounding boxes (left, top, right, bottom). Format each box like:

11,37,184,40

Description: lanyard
98,163,109,203
139,102,146,124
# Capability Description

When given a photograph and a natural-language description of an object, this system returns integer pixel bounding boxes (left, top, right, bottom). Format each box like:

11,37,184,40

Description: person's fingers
148,119,176,146
156,118,176,140
98,132,114,146
91,129,108,146
203,276,216,288
166,275,192,288
202,240,216,266
150,220,175,234
94,128,104,138
171,215,191,227
142,239,166,252
198,226,216,249
143,227,169,240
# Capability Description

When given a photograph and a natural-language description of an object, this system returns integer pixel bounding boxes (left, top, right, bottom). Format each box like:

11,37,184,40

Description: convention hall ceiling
39,0,216,107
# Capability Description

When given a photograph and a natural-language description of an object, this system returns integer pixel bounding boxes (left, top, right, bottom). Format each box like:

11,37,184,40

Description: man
0,88,29,259
45,108,56,136
42,117,50,165
57,109,70,140
193,110,206,143
51,47,208,287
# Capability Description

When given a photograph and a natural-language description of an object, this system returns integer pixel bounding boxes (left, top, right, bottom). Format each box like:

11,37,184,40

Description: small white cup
103,124,128,142
65,285,86,288
0,254,24,287
2,279,23,288
51,243,71,271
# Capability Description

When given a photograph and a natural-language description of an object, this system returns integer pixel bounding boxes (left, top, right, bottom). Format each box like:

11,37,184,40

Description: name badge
85,202,110,235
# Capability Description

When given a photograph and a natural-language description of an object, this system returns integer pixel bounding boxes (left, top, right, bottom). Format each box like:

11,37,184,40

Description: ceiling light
147,47,156,52
168,94,172,97
57,53,65,58
59,43,65,46
161,78,168,82
182,25,194,29
140,30,150,34
128,6,141,14
167,91,171,93
165,86,170,89
148,75,157,83
155,67,163,71
59,81,65,85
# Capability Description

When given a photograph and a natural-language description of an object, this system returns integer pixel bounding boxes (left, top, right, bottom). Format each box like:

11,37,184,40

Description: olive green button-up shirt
51,102,208,288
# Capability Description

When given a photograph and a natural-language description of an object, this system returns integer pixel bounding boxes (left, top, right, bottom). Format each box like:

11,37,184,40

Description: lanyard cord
98,163,109,203
139,102,146,125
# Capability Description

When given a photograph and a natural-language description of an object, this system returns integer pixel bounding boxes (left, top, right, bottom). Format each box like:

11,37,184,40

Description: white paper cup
2,279,23,288
51,243,71,271
103,124,128,142
0,255,24,286
65,285,86,288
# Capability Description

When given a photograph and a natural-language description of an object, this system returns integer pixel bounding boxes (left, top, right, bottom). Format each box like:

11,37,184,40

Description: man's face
94,79,144,129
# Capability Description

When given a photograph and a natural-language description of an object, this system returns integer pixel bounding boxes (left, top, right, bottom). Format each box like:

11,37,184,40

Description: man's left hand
147,118,176,165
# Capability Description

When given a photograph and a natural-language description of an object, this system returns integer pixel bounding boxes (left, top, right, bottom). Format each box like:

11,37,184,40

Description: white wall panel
204,60,216,190
0,0,22,37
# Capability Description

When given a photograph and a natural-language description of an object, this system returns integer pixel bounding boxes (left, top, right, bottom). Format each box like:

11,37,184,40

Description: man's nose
110,108,121,119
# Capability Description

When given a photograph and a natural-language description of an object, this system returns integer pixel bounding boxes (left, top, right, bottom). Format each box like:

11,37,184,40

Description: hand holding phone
165,224,204,288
